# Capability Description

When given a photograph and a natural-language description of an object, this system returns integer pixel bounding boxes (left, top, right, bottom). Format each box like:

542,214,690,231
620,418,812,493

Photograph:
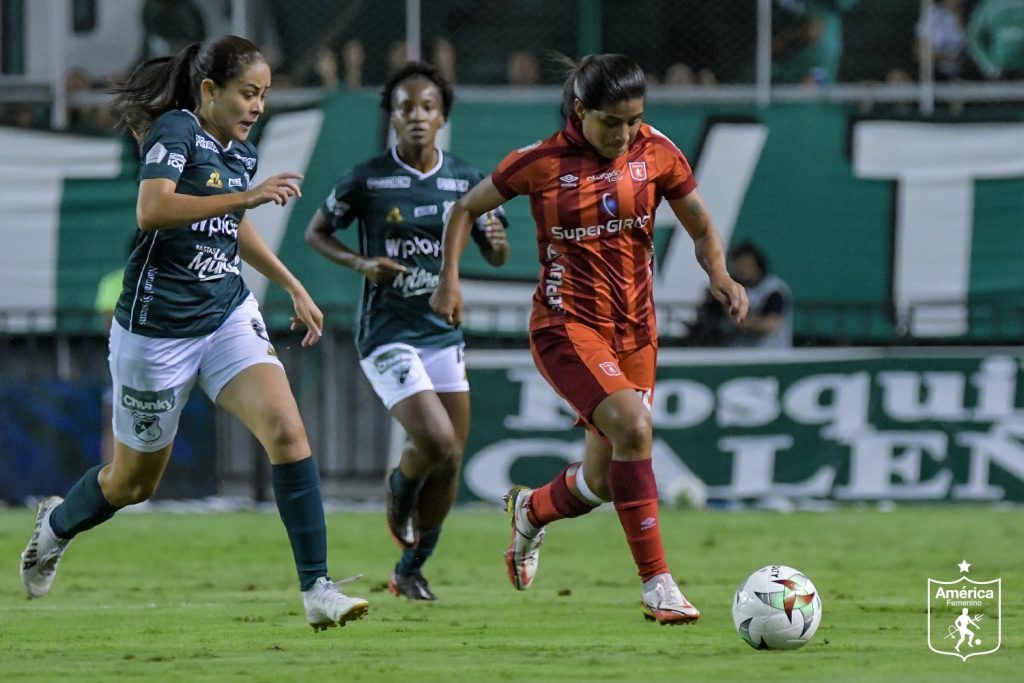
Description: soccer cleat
503,485,545,591
641,573,701,625
388,571,437,601
20,496,71,599
385,468,417,550
302,576,369,631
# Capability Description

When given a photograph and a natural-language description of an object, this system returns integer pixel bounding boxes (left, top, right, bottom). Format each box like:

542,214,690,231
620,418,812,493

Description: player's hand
429,278,463,327
359,257,407,285
483,212,509,251
244,172,303,208
289,288,323,348
710,273,748,323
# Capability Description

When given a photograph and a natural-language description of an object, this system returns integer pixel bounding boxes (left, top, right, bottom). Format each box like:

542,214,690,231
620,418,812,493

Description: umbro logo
640,517,657,531
559,174,579,188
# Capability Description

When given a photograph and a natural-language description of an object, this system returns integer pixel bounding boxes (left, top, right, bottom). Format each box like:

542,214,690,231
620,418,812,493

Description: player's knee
415,425,458,465
262,413,309,457
607,410,652,458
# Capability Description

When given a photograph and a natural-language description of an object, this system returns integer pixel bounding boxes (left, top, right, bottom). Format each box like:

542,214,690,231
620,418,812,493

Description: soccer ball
732,565,822,650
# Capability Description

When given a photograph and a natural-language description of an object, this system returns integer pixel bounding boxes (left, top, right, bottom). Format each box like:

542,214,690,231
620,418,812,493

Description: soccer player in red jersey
430,54,748,624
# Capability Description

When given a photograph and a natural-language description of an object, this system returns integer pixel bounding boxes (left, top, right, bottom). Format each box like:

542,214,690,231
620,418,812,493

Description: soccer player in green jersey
306,62,510,601
20,36,369,631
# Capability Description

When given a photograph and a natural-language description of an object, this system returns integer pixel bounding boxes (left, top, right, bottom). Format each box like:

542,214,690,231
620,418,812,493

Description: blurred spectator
726,241,793,348
968,0,1024,79
342,39,366,89
506,50,540,86
139,0,206,62
387,41,408,78
664,63,718,86
917,0,968,80
65,68,116,134
772,0,859,85
314,47,340,90
432,38,457,84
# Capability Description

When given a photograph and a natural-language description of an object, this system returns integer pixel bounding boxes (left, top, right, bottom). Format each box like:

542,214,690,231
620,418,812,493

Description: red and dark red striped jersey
491,118,696,353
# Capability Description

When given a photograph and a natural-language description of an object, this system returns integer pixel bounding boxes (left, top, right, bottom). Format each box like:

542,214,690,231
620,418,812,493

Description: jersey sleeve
320,167,363,231
138,112,194,183
490,140,547,199
647,128,697,201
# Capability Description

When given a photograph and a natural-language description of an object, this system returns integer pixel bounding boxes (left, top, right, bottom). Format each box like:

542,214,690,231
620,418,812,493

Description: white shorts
360,342,469,410
109,293,283,452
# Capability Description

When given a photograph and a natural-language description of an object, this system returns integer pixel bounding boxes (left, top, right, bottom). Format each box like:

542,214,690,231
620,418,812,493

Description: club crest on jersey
629,161,647,182
206,170,223,189
386,207,404,223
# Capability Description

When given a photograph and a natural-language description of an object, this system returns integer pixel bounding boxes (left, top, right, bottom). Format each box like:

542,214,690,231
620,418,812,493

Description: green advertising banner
461,349,1024,503
1,95,1021,341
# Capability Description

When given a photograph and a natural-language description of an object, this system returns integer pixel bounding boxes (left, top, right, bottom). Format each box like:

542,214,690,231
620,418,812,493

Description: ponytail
556,53,646,119
111,35,263,143
112,42,201,143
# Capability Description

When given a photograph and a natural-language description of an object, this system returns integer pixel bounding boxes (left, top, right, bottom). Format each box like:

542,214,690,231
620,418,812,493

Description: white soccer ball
732,564,822,650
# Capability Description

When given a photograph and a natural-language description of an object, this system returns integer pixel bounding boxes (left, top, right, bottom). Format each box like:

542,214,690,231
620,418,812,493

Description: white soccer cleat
503,485,545,591
642,573,701,625
302,576,369,631
20,496,71,599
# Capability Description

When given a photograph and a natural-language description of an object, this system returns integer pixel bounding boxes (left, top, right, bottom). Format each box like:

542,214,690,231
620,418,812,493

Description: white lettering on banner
853,121,1024,337
878,372,970,421
717,377,781,427
501,368,575,430
649,379,714,428
954,420,1024,499
471,355,1024,503
836,431,952,499
783,372,871,439
712,435,835,499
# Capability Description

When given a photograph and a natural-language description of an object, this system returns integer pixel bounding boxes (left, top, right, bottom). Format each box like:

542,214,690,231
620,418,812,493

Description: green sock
49,465,119,539
272,458,328,591
396,527,442,577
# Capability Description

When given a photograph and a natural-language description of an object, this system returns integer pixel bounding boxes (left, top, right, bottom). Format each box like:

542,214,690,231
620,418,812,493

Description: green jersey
321,147,506,358
115,109,256,338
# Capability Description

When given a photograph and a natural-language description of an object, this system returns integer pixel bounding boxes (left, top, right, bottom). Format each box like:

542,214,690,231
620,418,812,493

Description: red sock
527,463,596,527
609,459,669,582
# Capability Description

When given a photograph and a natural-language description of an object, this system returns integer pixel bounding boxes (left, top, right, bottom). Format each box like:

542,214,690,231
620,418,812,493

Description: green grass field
1,506,1021,682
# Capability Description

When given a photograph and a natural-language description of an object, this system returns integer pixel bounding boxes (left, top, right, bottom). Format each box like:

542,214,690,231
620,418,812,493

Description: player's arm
136,173,303,231
430,176,507,326
304,210,406,285
668,190,748,323
238,216,323,348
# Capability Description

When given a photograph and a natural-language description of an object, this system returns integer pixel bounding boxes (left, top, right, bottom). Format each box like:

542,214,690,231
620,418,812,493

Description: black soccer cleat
388,572,437,601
